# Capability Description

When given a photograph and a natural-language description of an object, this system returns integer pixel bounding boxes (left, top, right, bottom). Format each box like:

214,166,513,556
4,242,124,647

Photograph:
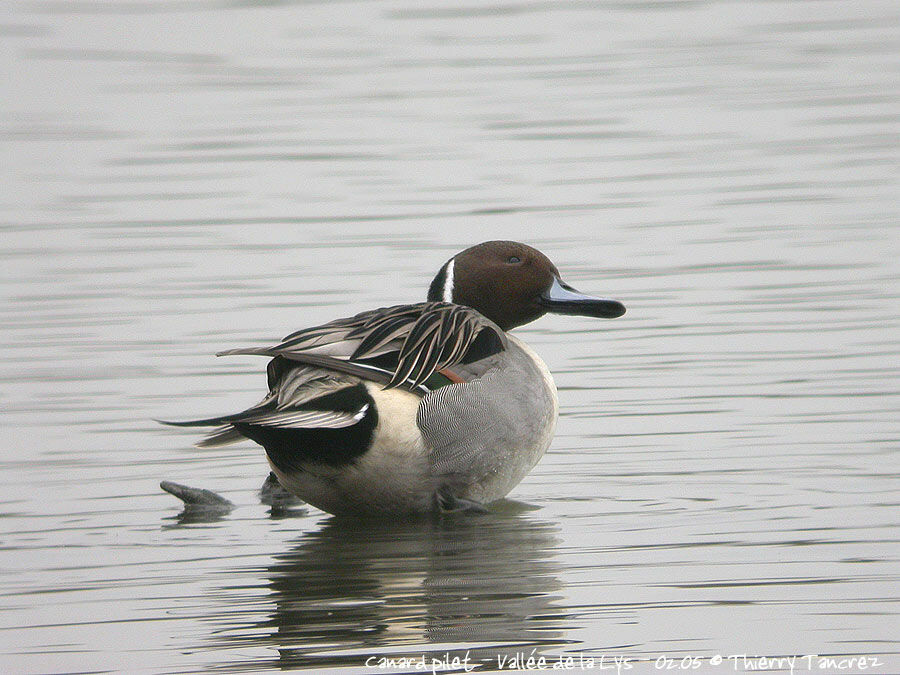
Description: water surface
1,0,898,673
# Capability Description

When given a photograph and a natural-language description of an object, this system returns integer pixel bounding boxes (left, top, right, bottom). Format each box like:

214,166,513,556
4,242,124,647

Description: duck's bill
539,277,626,319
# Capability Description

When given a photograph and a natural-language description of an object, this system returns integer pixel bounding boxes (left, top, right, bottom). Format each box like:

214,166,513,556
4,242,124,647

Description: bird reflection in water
205,504,569,671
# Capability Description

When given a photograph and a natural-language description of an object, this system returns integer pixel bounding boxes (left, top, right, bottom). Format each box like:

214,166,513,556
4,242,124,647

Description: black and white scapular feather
163,302,507,451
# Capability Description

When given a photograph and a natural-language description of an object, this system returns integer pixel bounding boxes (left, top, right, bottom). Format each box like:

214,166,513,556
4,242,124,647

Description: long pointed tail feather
156,415,237,427
216,347,276,357
195,425,245,448
157,416,249,448
157,414,247,448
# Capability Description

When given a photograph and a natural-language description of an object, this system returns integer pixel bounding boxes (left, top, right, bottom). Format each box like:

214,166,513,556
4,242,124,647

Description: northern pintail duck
165,241,625,516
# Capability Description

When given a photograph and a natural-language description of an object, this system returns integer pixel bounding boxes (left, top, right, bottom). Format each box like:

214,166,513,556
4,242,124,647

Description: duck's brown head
427,240,625,331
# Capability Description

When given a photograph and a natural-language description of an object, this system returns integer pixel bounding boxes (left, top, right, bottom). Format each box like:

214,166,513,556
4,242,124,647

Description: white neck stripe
442,259,455,303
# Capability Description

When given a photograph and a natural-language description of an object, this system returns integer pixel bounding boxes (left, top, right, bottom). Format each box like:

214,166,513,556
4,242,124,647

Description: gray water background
1,0,898,673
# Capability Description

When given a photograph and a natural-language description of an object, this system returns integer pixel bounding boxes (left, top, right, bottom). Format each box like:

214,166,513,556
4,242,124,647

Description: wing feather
351,316,415,360
162,302,507,450
239,407,366,429
220,302,507,392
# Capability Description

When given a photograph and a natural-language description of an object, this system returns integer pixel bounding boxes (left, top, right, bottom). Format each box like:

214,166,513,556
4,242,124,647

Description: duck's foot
160,480,234,512
160,474,304,520
435,486,489,514
259,472,304,509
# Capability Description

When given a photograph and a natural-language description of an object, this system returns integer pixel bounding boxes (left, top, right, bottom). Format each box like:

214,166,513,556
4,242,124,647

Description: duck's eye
506,256,521,264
